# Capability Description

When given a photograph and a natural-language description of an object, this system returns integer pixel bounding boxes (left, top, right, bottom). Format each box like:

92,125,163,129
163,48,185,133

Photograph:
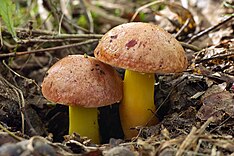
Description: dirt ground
0,0,233,155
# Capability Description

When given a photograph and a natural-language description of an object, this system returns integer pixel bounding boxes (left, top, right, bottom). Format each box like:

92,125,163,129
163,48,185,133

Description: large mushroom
41,55,123,143
94,22,188,139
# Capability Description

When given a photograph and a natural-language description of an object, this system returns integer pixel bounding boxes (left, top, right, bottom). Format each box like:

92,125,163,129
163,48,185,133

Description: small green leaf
0,0,17,41
77,15,88,29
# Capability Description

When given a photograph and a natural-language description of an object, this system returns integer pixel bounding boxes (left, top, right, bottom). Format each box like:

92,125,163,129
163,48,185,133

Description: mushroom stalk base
120,70,158,139
69,106,99,143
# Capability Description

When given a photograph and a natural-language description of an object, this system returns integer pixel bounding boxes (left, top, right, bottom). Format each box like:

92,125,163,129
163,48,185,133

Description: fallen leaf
167,2,196,34
197,91,234,121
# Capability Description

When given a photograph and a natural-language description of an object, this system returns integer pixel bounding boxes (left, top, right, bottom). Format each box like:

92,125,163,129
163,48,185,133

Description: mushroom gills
120,70,158,139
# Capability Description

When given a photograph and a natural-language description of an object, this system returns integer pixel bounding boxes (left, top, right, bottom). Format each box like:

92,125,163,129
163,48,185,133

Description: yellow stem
69,106,100,143
119,70,158,139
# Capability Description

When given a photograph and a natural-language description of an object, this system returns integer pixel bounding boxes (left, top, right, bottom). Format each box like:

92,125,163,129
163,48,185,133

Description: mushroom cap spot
41,55,123,108
94,22,188,73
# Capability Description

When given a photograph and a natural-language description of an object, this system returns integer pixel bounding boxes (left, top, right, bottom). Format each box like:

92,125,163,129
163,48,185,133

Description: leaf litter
0,0,234,155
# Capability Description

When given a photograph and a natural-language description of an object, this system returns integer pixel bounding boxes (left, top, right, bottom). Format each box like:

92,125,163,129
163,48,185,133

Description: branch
0,39,98,58
187,15,234,44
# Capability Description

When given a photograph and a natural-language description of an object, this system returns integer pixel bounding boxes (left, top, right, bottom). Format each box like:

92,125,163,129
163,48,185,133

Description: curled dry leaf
167,2,196,33
197,91,234,121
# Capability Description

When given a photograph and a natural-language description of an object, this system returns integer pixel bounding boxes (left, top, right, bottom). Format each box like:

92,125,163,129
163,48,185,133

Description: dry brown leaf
166,2,196,33
197,91,234,121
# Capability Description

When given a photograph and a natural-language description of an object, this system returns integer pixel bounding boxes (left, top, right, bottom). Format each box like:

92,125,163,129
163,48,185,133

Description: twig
68,140,99,151
0,76,25,134
180,42,202,52
146,74,187,127
3,40,17,49
197,64,234,83
130,126,145,142
0,39,98,58
187,15,234,44
21,108,38,135
17,33,102,44
80,0,94,33
2,61,41,135
176,127,197,156
131,0,163,22
63,17,90,33
58,12,65,35
38,33,103,39
210,116,231,133
2,27,99,38
2,60,40,90
194,139,202,155
58,0,71,34
43,0,74,33
174,18,190,38
84,0,127,25
176,117,214,156
0,123,24,141
195,50,234,63
20,38,86,43
14,27,57,36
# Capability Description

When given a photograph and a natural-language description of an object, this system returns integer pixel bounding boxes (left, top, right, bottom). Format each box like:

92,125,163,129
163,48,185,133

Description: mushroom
41,55,123,143
94,22,188,139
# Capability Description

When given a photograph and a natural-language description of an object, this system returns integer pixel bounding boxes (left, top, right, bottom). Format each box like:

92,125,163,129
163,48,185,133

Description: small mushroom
41,55,123,143
94,22,188,139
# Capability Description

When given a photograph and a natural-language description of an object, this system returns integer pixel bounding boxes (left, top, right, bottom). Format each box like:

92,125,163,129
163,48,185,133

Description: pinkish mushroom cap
41,55,123,108
94,22,188,73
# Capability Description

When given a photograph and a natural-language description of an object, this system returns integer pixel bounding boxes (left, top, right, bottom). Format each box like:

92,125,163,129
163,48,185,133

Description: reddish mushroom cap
94,22,188,73
41,55,123,108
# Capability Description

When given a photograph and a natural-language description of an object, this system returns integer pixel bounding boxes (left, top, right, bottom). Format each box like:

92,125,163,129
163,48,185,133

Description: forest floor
0,0,233,155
